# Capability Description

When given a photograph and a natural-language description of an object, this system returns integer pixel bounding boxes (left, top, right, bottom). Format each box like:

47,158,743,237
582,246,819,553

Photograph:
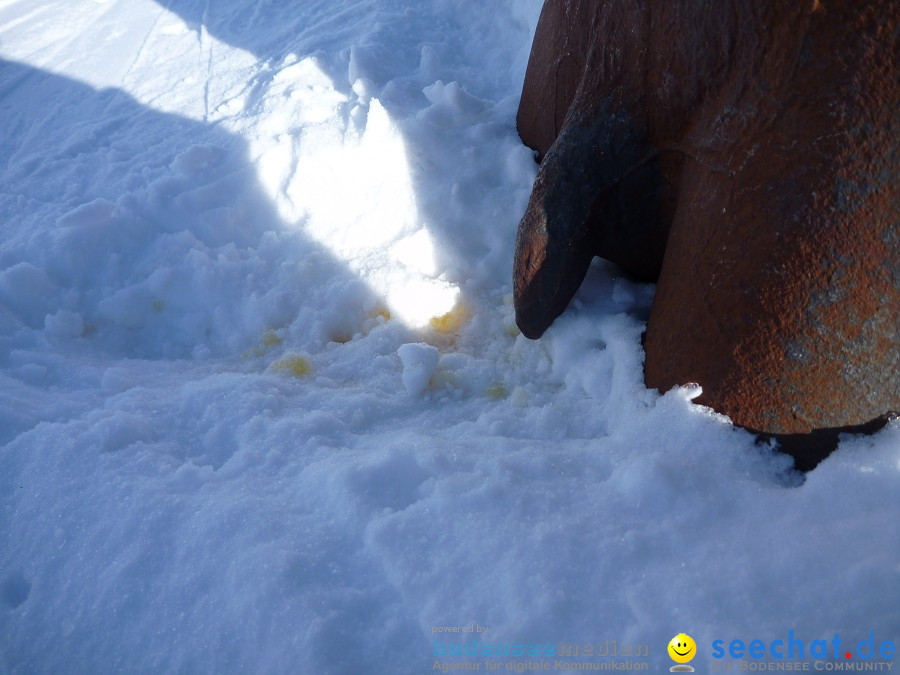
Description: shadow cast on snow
0,55,381,359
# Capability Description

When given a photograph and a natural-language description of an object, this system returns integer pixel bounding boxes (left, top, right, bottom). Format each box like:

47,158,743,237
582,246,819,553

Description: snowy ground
1,1,898,673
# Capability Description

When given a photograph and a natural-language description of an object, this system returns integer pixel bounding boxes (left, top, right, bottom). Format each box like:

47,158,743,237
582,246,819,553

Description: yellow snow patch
429,303,468,334
485,383,507,399
269,354,312,378
261,329,283,347
368,306,391,322
242,328,285,359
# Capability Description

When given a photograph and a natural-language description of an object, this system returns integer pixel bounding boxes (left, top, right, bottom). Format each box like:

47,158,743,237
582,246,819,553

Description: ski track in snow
1,0,898,673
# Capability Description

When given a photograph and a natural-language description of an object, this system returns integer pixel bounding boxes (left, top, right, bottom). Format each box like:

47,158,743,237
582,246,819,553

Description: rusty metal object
514,0,899,465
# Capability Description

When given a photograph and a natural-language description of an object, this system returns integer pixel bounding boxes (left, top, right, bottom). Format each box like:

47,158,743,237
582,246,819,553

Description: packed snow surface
1,0,898,673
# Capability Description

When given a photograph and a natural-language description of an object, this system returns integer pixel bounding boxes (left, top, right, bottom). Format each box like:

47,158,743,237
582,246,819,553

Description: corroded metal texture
513,0,899,459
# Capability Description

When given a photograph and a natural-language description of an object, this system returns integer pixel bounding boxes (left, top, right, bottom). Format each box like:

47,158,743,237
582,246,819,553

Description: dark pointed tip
514,297,553,339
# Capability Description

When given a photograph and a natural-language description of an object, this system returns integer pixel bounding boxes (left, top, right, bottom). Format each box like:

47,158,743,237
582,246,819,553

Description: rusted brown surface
514,0,899,458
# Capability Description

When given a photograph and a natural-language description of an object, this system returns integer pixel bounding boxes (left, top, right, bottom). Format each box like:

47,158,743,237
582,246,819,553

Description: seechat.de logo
711,631,896,661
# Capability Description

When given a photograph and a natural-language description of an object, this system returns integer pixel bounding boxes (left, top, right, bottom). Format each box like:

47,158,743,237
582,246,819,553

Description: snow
1,0,898,673
398,342,440,396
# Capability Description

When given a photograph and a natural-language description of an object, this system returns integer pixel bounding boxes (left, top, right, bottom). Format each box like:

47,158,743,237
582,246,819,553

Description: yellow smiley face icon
668,633,696,664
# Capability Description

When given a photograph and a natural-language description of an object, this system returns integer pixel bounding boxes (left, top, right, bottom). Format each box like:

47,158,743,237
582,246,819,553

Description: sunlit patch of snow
236,55,459,327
